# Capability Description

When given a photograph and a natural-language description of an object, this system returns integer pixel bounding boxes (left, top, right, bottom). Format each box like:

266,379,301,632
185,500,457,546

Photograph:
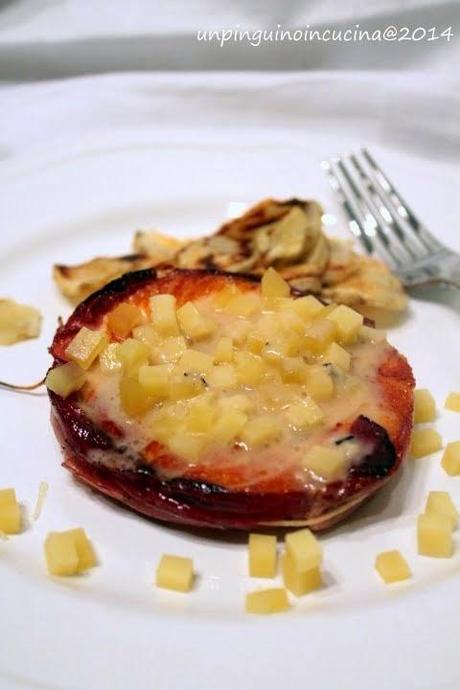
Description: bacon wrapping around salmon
48,268,415,531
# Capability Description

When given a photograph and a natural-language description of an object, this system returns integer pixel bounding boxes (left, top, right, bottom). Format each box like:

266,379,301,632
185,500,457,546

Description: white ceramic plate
1,131,460,690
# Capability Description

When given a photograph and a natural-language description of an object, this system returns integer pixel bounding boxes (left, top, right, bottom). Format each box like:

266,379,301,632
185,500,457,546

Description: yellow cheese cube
248,534,277,578
414,389,436,423
132,323,162,348
425,491,457,529
0,502,21,534
324,342,351,371
441,442,460,476
234,352,267,387
177,301,216,340
280,357,309,384
138,364,172,399
45,362,86,398
278,310,306,335
245,588,290,614
214,336,234,363
63,528,97,572
417,512,453,558
156,554,194,592
168,433,208,460
99,343,122,373
290,295,324,321
285,528,322,573
44,532,79,576
375,550,411,583
281,552,322,596
179,349,214,375
185,393,216,433
326,305,363,344
224,291,260,317
241,415,281,447
207,363,238,390
304,319,337,354
410,428,442,459
149,294,179,336
305,365,334,402
445,392,460,412
220,394,254,415
169,370,206,400
153,336,188,364
212,408,247,444
303,444,345,480
358,325,387,343
65,326,108,370
261,268,290,299
107,303,144,338
117,338,150,373
285,399,324,429
0,488,16,505
119,376,153,417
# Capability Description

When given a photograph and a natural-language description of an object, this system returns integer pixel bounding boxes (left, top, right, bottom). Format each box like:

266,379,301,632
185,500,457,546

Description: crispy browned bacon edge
48,268,415,531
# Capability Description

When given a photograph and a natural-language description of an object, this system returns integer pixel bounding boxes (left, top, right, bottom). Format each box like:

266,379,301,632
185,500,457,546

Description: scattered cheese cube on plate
375,550,411,584
409,428,442,459
417,513,453,558
248,534,277,578
445,392,460,412
156,554,194,592
285,528,322,573
414,389,436,423
245,588,290,614
281,552,322,596
442,442,460,476
425,491,457,529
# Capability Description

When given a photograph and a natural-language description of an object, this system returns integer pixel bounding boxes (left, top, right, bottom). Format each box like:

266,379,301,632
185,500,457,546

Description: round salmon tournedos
47,267,415,531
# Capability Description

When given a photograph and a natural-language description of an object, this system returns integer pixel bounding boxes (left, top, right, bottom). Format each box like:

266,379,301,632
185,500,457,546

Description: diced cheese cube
375,550,411,583
245,588,290,614
99,343,122,373
410,428,442,459
44,532,79,576
117,338,150,373
107,303,144,338
168,433,208,460
153,336,188,364
224,291,260,317
138,364,172,399
441,442,460,476
445,392,460,412
177,301,216,341
132,323,162,348
324,342,351,371
285,398,324,429
417,512,453,558
169,370,206,400
234,352,267,387
303,444,345,480
179,349,214,375
65,327,108,370
220,394,254,415
186,394,216,433
305,365,334,402
45,362,86,398
248,534,277,578
425,491,457,529
261,268,290,299
241,415,281,447
0,488,16,506
212,408,247,444
207,363,238,390
119,376,153,417
285,528,322,573
326,305,363,344
358,325,387,343
279,357,309,384
281,552,322,596
63,528,97,572
149,294,179,336
290,295,324,321
156,554,194,592
214,337,233,363
304,319,337,354
414,389,436,423
0,502,21,534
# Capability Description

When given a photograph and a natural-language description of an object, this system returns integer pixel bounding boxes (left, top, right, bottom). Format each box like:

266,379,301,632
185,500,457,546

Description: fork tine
321,159,374,255
361,149,445,253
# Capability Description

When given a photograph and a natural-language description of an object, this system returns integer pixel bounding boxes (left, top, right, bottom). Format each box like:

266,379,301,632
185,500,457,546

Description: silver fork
322,149,460,291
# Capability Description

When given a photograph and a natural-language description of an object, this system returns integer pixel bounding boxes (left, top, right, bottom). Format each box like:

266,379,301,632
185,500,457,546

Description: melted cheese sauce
79,291,390,490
